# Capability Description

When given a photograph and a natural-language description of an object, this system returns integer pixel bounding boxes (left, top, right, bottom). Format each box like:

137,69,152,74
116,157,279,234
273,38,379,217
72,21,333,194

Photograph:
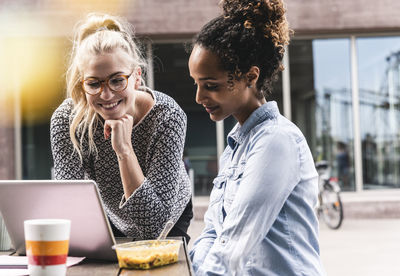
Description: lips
204,105,218,113
100,100,122,110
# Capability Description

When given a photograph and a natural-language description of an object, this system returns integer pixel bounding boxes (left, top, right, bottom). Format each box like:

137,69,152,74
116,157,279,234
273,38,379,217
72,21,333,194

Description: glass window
290,39,355,191
357,36,400,189
153,43,217,196
22,123,54,179
270,72,284,113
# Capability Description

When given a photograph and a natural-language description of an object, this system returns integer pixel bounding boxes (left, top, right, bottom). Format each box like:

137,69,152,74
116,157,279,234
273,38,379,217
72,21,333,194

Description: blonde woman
50,13,192,241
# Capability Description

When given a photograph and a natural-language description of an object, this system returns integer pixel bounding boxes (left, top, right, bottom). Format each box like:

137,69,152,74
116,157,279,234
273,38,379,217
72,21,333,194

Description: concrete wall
193,196,400,220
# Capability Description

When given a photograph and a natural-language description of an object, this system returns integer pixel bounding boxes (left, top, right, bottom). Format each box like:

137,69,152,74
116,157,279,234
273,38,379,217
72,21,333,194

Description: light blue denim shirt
190,101,325,276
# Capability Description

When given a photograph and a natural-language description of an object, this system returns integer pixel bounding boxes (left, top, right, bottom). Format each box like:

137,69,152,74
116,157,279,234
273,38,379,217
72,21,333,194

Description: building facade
1,0,400,197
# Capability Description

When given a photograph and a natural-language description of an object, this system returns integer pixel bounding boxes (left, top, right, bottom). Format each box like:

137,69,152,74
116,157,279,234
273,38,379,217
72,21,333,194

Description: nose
195,86,206,105
99,85,114,100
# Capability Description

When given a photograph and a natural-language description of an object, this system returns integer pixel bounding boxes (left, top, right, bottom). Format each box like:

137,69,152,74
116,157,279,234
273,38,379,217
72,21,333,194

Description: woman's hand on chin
104,114,134,158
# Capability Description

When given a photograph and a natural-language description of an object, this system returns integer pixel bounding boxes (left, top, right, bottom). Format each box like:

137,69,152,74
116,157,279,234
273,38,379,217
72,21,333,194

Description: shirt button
220,238,226,244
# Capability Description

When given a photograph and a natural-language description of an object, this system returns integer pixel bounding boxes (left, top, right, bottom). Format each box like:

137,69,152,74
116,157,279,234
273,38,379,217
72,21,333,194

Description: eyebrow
84,71,125,80
198,77,217,81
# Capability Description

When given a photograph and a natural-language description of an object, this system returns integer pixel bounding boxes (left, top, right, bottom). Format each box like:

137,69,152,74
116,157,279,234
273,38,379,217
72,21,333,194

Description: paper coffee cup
24,219,71,276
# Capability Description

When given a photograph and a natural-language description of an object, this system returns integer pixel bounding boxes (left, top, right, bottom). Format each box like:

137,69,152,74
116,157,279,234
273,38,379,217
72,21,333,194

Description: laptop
0,180,118,261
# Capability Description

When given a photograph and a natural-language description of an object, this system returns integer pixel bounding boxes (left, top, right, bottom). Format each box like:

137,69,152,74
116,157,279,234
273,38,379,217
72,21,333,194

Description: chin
209,114,226,122
99,112,121,121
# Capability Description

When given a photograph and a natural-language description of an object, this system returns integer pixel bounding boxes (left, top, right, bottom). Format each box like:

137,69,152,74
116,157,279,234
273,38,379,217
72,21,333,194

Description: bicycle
315,160,344,229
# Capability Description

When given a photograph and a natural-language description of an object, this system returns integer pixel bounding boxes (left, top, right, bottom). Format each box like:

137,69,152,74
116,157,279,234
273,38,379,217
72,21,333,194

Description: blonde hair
66,13,147,161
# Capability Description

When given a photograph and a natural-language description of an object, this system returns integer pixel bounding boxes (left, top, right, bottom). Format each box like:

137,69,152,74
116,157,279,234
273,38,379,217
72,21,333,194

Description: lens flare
0,0,135,126
0,37,66,125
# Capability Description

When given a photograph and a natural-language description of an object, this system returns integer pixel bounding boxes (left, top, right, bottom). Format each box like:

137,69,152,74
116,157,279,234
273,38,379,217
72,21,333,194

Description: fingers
103,114,134,140
104,120,120,140
104,123,112,140
123,114,134,124
104,120,119,140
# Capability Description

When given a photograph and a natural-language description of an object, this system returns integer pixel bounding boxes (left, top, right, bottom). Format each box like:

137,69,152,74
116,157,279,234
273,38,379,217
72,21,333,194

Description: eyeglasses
81,72,133,95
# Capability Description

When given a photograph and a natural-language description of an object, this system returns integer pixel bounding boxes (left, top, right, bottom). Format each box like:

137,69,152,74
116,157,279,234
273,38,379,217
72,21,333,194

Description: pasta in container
112,240,182,269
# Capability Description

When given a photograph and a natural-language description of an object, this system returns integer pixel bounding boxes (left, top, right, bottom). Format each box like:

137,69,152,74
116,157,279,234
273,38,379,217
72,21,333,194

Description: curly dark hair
193,0,292,98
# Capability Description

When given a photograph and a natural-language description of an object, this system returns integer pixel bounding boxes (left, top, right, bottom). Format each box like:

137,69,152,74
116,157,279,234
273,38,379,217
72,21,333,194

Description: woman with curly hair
50,13,192,242
188,0,325,275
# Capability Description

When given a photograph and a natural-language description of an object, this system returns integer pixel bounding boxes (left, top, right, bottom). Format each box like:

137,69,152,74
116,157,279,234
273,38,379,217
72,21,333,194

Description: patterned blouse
50,88,192,239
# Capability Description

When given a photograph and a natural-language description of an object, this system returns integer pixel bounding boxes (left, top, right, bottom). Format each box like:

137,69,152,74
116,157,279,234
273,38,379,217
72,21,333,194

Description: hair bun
221,0,290,49
76,13,124,44
101,18,122,32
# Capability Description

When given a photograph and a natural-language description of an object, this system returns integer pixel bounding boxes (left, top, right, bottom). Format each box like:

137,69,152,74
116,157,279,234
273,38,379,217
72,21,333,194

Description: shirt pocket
223,162,246,214
209,174,226,206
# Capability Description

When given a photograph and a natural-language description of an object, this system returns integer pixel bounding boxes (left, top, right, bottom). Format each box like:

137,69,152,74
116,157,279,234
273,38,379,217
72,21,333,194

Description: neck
132,89,154,126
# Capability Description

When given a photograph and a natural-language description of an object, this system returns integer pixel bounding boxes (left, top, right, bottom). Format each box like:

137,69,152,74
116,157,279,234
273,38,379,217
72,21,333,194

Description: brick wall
126,0,220,38
285,0,400,35
2,0,400,38
124,0,400,37
0,111,15,180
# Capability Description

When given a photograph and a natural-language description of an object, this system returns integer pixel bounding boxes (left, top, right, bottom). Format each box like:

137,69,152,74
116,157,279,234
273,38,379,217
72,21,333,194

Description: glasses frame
81,72,133,95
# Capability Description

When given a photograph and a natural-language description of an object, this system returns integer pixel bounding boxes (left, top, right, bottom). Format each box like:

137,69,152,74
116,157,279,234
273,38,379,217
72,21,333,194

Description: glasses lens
83,79,101,95
108,75,128,92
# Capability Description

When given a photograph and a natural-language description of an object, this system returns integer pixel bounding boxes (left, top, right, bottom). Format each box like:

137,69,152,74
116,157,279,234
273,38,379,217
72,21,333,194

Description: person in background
336,141,350,189
188,0,325,275
50,13,192,242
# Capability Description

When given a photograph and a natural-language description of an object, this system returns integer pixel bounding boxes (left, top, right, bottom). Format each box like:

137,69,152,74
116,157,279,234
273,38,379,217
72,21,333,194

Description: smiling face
188,45,264,125
81,48,141,120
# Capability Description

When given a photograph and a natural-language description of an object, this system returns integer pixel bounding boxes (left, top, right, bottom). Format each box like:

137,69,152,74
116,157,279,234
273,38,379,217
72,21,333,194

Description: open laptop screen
0,180,117,261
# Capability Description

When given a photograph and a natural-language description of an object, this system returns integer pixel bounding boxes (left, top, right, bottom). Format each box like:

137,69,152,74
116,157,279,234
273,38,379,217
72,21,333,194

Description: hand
104,114,134,158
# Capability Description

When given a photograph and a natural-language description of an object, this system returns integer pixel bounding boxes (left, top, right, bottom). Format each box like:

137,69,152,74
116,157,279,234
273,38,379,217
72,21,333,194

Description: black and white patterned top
50,88,192,239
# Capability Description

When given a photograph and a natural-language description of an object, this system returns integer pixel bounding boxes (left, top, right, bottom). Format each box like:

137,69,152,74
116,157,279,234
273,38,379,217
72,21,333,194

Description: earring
247,84,252,88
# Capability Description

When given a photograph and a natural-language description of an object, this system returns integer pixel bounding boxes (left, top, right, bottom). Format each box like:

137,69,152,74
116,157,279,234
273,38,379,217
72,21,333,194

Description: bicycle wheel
319,182,343,229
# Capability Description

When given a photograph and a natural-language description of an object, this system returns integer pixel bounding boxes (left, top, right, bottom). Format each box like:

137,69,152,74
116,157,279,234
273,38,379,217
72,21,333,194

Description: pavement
188,201,400,275
317,218,400,276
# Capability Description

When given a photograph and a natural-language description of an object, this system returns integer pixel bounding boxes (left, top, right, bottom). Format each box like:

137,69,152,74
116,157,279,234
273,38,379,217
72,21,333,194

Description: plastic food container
112,239,182,269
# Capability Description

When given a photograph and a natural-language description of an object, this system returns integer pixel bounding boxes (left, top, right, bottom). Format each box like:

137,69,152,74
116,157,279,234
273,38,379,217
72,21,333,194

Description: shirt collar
227,101,279,149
